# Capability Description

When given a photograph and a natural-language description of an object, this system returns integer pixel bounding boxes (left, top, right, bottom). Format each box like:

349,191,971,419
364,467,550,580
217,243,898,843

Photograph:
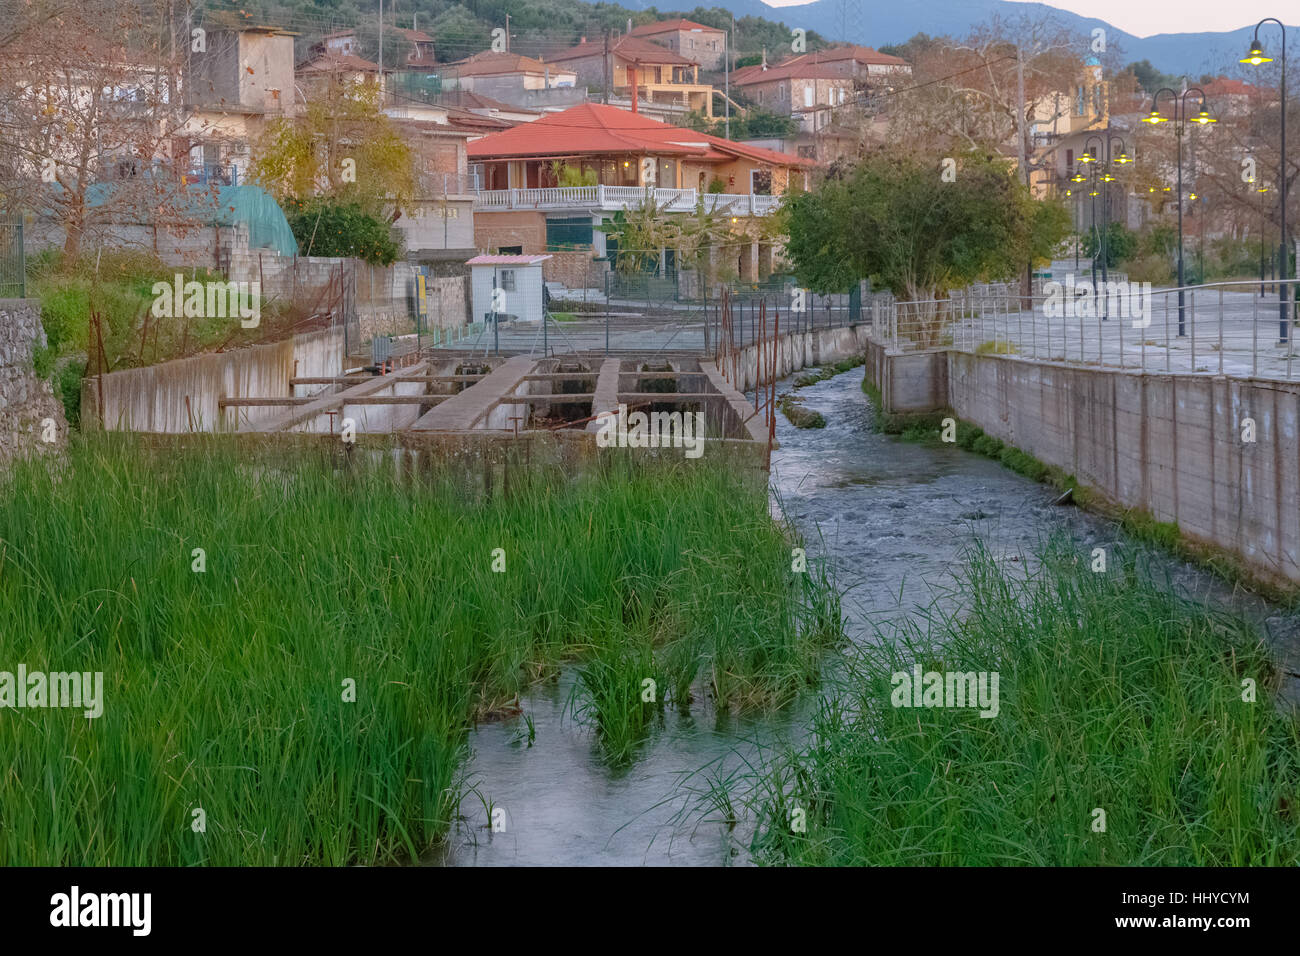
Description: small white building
467,254,551,324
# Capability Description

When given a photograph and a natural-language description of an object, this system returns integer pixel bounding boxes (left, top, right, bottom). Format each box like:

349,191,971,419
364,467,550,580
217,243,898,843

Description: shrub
283,198,403,265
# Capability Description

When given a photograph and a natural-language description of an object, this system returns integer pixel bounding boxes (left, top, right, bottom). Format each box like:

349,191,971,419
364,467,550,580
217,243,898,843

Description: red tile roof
548,35,696,67
628,19,723,37
733,45,907,85
445,50,571,78
467,102,814,167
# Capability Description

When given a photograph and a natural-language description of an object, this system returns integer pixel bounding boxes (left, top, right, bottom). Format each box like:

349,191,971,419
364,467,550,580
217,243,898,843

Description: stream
434,365,1298,866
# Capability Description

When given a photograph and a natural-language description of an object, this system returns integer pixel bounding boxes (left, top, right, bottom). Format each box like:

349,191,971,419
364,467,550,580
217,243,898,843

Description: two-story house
731,45,909,134
546,35,717,122
627,19,727,71
467,102,814,283
437,51,586,114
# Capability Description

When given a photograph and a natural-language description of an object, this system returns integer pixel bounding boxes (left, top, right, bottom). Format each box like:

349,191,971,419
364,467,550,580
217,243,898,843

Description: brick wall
473,211,547,254
542,250,607,290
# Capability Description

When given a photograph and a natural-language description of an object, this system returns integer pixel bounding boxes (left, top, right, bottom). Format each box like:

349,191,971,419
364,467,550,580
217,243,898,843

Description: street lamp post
1142,88,1215,336
1241,20,1290,341
1070,166,1089,271
1081,132,1131,319
1259,184,1271,295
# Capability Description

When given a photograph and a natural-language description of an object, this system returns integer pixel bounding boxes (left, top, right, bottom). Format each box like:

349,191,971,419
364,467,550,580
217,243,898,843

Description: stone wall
0,300,68,464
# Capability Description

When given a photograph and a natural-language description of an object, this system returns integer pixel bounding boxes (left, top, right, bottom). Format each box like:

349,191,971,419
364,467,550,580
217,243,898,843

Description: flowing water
436,365,1297,866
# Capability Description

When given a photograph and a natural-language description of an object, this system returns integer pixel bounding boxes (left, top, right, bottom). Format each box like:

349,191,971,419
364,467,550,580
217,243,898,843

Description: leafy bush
1081,221,1137,268
283,198,403,265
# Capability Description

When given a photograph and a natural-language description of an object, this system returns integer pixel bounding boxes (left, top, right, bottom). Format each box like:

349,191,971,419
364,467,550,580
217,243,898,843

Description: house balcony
472,185,783,217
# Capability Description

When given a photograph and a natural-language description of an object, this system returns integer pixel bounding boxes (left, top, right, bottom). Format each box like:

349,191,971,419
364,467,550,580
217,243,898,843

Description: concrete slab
586,358,624,434
408,354,538,431
699,360,768,443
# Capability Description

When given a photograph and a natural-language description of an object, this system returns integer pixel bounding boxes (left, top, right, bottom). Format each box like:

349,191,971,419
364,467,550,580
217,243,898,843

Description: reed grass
728,539,1300,865
0,436,841,864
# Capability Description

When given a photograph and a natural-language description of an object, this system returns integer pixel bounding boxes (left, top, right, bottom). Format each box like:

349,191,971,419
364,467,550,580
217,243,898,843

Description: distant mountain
629,0,1297,77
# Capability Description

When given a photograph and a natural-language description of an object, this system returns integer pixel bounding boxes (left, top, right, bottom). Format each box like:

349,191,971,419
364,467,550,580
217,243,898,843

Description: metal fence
0,218,23,298
869,278,1300,381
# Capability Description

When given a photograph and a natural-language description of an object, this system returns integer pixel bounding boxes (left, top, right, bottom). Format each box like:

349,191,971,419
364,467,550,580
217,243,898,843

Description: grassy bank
0,437,841,865
737,541,1300,865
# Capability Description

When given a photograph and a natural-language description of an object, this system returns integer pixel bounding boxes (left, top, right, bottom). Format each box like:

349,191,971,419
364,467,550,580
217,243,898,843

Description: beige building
178,25,301,185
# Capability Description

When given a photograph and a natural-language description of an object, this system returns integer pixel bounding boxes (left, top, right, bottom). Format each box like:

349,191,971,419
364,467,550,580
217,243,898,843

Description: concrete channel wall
865,340,1300,587
84,329,343,433
728,325,874,393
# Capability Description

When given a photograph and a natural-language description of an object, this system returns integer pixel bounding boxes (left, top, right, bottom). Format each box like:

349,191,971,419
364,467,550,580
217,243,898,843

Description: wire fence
0,218,24,299
869,278,1300,381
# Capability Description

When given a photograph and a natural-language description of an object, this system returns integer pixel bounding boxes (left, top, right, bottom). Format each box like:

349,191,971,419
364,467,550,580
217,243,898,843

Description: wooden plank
252,360,430,433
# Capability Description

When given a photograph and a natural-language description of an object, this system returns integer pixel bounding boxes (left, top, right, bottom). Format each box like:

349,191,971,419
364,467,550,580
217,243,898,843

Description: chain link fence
0,218,24,299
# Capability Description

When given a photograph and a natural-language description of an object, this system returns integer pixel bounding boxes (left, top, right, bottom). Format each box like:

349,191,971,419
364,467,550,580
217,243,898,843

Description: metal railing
0,218,23,298
868,278,1300,381
472,185,783,216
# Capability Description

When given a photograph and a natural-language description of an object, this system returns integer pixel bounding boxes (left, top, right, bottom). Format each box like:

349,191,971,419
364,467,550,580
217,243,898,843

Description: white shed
467,254,552,325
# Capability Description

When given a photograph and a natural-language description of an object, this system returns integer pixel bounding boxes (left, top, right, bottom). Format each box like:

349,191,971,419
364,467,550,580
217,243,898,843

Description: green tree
1081,221,1137,269
283,198,403,265
250,78,416,221
785,152,1068,343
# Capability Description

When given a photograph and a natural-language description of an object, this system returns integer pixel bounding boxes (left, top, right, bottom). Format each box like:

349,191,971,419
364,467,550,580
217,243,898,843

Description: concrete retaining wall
862,342,1300,587
948,353,1300,587
84,328,344,433
726,325,872,393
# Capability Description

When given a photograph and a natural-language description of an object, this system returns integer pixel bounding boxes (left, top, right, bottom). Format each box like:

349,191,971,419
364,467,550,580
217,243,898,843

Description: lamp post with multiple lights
1069,167,1089,270
1080,133,1131,319
1241,20,1290,341
1142,88,1215,335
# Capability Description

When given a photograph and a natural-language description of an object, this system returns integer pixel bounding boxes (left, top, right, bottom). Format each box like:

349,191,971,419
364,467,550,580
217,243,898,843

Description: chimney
580,35,587,44
761,48,767,70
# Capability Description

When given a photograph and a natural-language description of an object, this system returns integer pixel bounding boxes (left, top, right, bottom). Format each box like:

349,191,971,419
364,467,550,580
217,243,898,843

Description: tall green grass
732,540,1300,865
0,437,841,864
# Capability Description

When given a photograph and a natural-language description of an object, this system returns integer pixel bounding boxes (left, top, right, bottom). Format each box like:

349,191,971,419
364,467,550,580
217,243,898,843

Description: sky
759,0,1288,39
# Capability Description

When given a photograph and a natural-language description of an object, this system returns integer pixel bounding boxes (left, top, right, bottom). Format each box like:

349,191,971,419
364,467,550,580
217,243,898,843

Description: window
546,216,594,249
804,85,814,108
499,269,517,291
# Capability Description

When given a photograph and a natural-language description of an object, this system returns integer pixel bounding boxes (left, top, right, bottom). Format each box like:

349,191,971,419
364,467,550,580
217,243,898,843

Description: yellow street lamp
1141,110,1169,124
1239,43,1272,65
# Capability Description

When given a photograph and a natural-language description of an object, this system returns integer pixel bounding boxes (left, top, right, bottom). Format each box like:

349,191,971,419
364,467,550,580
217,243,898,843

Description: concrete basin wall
84,329,344,433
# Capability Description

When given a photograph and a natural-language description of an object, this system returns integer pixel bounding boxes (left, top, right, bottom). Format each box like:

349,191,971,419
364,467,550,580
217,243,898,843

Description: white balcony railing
472,185,782,216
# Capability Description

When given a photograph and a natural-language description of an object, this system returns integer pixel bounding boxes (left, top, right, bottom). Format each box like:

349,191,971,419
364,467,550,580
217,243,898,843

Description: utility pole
724,28,730,139
505,14,510,52
378,0,384,78
603,30,610,105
